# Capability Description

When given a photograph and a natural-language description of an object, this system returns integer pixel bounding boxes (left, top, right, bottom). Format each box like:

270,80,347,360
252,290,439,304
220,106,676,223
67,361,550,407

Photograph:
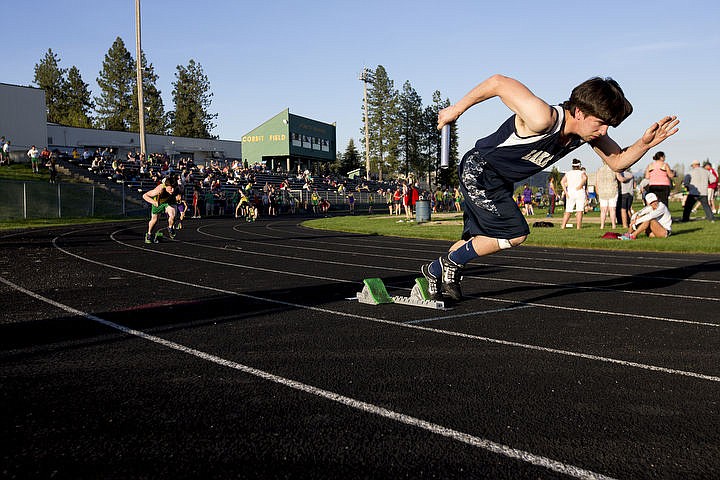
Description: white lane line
106,226,719,326
217,227,720,296
405,304,536,325
250,222,720,280
0,274,617,480
49,231,720,383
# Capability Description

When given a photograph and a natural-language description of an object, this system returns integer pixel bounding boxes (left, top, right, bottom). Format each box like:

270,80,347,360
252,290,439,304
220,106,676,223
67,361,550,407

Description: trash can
415,200,431,223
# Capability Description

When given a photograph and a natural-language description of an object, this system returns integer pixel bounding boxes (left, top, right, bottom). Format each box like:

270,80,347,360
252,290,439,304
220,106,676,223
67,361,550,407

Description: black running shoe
420,262,442,301
440,256,463,300
168,227,176,239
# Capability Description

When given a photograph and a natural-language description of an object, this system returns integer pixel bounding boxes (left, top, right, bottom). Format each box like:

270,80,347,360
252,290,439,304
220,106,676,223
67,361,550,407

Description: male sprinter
142,177,178,243
421,74,679,301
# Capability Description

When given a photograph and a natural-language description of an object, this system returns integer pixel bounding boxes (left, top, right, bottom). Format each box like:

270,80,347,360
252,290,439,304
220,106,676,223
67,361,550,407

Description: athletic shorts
619,193,633,211
599,195,618,208
152,202,173,215
565,193,586,213
458,151,529,240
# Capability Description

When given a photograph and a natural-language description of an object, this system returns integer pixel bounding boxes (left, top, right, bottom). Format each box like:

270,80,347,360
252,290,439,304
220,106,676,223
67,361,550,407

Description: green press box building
241,109,336,173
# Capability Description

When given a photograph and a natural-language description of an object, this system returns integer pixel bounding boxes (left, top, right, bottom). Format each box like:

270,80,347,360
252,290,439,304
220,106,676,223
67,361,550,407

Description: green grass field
2,163,717,253
0,163,56,183
303,206,720,254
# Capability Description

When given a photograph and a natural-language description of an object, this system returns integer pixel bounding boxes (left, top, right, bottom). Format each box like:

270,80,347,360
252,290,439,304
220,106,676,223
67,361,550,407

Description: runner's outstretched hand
642,115,679,148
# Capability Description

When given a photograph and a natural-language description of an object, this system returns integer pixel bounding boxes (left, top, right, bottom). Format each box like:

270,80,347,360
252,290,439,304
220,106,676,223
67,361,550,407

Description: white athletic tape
498,238,513,249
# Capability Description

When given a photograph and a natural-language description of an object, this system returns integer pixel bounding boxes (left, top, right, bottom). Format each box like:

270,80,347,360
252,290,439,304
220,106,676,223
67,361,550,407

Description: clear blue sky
4,0,719,173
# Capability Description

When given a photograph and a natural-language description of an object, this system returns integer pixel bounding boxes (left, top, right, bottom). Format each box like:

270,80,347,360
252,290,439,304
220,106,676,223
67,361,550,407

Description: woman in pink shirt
644,151,675,206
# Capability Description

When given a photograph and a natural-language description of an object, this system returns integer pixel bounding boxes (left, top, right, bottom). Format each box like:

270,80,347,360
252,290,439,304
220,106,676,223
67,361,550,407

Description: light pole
134,0,147,159
359,68,373,181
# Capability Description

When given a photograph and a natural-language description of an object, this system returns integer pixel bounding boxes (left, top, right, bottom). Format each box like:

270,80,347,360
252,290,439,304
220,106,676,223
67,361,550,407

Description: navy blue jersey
473,105,585,183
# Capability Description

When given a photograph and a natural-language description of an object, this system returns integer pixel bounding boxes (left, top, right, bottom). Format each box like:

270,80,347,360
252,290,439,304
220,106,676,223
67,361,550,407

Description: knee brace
498,238,514,250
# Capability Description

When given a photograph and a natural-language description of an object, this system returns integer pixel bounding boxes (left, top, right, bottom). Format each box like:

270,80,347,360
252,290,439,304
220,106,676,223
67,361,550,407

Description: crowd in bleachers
60,147,439,218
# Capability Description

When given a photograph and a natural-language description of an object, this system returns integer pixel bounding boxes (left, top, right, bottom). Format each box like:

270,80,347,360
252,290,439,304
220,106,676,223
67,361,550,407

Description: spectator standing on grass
2,139,10,165
682,160,714,222
522,184,534,216
310,189,320,214
411,183,420,213
546,177,558,217
40,146,51,164
434,187,443,212
393,187,402,215
454,187,463,212
401,181,412,219
46,153,58,183
347,191,355,213
704,161,718,214
645,151,674,206
561,159,588,229
596,162,618,229
27,146,40,173
616,168,635,229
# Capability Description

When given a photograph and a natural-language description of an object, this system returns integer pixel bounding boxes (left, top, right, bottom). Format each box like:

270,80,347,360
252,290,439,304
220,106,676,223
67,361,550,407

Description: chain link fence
0,180,396,220
0,180,146,220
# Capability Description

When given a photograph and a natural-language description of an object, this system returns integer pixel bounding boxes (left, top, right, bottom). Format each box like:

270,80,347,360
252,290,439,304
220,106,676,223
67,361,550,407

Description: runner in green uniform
142,177,178,243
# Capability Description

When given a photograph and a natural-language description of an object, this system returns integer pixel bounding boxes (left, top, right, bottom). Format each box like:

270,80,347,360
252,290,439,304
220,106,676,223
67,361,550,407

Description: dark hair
165,176,178,188
652,151,665,161
563,77,633,128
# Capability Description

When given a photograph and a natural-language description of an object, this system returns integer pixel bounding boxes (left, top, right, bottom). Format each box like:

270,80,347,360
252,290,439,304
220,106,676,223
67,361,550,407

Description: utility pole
135,0,147,159
359,68,372,181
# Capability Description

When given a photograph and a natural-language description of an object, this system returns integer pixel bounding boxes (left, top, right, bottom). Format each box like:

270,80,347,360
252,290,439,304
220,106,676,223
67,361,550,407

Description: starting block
356,277,446,310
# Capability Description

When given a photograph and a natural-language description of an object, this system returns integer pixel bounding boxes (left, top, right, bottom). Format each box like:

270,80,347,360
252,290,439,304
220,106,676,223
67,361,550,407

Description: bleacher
54,148,399,218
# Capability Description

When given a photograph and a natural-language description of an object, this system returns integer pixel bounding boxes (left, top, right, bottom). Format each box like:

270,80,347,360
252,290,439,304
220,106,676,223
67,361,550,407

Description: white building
0,82,241,162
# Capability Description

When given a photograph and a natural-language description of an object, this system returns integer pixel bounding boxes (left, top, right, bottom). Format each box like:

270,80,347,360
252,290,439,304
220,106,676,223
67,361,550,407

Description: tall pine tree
171,59,217,138
129,51,167,135
420,104,439,185
95,37,135,131
398,80,423,177
364,65,399,181
33,48,68,124
64,66,94,128
340,138,361,174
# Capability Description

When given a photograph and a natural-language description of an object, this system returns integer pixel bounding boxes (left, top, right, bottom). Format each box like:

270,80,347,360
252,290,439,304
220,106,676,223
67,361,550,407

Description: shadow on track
471,260,720,306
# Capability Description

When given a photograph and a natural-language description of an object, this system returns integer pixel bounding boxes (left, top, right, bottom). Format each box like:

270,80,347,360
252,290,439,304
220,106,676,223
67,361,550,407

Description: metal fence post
57,183,62,218
91,185,95,217
23,183,27,219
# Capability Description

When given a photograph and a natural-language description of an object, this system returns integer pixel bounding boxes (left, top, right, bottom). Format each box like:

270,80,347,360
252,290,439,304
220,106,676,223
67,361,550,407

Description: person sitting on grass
621,192,672,240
